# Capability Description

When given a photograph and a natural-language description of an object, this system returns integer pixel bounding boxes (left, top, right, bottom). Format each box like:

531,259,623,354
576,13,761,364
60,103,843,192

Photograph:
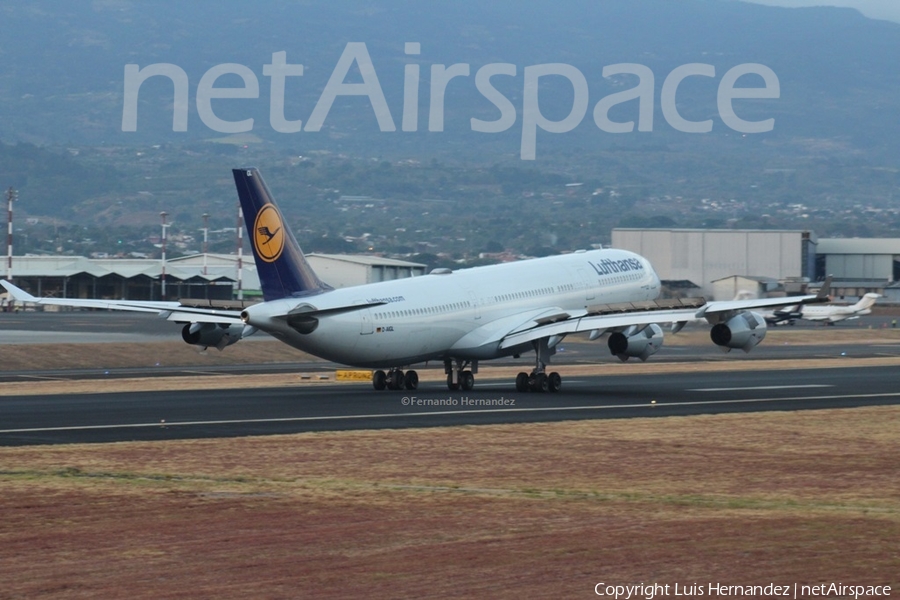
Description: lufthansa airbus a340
2,168,829,392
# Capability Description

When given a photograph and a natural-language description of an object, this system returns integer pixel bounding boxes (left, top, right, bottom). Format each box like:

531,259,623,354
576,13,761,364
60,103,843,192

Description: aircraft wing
499,305,699,349
498,289,828,350
1,279,244,324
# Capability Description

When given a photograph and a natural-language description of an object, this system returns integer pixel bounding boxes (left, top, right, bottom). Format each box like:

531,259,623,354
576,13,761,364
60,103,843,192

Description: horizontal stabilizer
282,301,387,320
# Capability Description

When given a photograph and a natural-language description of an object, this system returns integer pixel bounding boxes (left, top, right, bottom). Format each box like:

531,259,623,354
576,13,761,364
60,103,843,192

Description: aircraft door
355,301,374,335
577,268,597,301
468,290,481,320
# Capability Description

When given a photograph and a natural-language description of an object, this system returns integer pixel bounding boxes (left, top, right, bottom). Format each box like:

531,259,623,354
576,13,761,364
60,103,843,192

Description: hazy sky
742,0,900,23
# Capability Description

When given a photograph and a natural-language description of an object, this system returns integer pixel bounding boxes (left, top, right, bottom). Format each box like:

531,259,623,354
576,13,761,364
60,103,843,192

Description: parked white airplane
1,168,830,392
765,293,879,325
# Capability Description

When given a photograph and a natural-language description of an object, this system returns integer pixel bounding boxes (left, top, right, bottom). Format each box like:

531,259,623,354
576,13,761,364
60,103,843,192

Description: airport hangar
3,253,426,303
611,229,900,302
6,232,900,304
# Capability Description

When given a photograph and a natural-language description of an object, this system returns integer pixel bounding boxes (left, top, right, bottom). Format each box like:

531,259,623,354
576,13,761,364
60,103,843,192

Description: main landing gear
372,368,418,391
515,337,562,393
445,358,476,391
371,338,563,393
515,370,562,393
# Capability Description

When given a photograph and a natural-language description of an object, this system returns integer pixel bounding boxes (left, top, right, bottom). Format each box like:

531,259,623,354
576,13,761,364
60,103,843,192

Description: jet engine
607,324,664,362
710,311,767,352
181,323,245,350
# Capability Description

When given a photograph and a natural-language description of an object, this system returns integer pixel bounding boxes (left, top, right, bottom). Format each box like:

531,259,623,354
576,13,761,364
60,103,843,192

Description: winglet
1,280,37,302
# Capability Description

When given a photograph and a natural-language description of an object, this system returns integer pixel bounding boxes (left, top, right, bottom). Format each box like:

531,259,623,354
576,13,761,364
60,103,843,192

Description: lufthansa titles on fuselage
588,258,644,276
367,296,406,304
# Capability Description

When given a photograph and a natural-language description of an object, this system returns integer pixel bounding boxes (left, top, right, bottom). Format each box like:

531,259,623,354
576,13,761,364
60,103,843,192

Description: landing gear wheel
388,370,404,390
530,372,549,393
515,372,529,393
373,370,386,391
548,372,562,393
404,370,419,390
445,359,477,391
460,370,475,391
447,373,460,391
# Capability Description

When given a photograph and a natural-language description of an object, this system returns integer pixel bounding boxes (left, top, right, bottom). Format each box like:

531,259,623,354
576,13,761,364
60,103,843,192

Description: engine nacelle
607,324,664,362
182,323,244,350
710,311,767,352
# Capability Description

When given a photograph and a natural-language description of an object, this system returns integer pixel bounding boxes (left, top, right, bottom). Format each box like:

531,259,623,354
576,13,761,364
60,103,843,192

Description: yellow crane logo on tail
253,204,285,262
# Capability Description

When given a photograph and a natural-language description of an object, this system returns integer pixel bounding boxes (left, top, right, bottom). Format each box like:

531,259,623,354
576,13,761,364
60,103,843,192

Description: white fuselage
243,249,660,368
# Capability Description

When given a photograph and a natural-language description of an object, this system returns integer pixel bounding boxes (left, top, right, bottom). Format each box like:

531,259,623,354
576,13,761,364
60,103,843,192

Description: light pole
202,212,209,276
6,187,16,282
160,211,168,299
236,204,243,301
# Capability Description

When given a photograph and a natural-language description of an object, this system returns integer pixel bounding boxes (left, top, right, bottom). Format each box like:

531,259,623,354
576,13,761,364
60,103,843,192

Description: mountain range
0,0,898,239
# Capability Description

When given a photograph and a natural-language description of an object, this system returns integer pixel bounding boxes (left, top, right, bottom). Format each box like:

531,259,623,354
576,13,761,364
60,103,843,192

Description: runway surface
2,310,899,445
2,364,898,446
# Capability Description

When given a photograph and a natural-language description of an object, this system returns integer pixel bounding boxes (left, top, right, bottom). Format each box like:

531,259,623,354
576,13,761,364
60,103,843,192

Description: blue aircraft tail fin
232,168,330,301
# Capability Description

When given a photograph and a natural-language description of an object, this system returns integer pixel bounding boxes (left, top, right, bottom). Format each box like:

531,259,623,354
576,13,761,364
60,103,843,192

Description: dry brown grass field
0,329,898,598
1,409,898,598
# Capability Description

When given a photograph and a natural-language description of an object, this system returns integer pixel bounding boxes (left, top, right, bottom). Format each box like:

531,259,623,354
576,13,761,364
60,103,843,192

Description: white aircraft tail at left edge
1,168,831,393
